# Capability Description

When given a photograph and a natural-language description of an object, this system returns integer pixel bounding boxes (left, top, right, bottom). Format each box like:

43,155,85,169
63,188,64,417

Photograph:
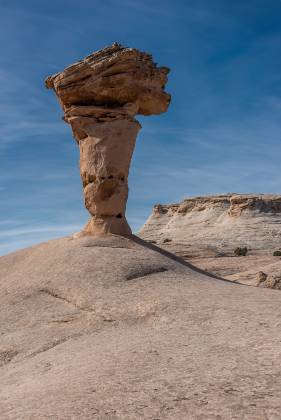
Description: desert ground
1,234,281,419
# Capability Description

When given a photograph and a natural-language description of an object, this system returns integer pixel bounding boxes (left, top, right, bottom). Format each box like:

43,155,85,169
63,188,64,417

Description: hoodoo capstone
46,43,170,236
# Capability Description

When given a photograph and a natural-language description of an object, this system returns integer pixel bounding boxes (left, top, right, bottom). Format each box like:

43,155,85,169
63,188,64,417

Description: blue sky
0,0,281,255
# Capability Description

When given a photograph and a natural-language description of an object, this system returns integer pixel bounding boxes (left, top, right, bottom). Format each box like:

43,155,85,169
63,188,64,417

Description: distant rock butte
140,193,281,257
46,43,170,236
139,193,281,288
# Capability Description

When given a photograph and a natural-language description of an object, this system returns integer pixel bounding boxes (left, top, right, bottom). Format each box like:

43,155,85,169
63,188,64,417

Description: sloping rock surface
1,236,281,419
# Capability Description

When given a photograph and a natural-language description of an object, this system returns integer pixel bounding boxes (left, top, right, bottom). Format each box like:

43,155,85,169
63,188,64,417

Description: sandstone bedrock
2,235,281,419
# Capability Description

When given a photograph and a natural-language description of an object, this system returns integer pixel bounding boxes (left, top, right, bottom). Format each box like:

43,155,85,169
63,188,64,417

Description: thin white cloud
0,121,67,148
0,3,69,25
0,222,84,256
0,224,83,239
0,68,67,151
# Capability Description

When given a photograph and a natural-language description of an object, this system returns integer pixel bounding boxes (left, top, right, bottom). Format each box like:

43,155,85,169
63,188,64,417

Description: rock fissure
126,267,168,281
28,334,83,359
39,288,92,313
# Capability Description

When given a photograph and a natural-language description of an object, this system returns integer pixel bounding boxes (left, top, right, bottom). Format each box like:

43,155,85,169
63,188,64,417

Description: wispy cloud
0,224,82,239
0,222,84,256
0,3,67,24
0,121,67,150
0,68,67,152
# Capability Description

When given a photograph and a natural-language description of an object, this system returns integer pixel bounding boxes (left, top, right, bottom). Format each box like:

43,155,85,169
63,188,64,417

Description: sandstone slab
1,236,281,419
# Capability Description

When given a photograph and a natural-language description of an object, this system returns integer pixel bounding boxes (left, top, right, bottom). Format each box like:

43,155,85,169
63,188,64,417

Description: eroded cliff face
152,194,281,217
139,194,281,257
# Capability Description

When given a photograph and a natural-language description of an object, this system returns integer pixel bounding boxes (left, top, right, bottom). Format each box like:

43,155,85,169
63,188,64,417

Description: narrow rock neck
68,114,141,237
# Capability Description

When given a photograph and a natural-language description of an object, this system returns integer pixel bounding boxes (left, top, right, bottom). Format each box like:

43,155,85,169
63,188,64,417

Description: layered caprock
46,43,170,236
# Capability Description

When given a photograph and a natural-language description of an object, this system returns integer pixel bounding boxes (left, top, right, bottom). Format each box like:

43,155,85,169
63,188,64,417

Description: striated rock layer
140,193,281,257
46,43,170,236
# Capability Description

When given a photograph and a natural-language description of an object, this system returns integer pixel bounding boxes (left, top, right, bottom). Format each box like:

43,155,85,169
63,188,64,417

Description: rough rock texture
257,271,281,289
140,193,281,257
46,43,170,236
1,236,281,419
140,193,281,287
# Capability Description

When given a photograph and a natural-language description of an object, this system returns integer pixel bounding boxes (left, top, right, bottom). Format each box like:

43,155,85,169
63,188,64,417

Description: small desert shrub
273,250,281,256
163,238,172,243
234,246,248,256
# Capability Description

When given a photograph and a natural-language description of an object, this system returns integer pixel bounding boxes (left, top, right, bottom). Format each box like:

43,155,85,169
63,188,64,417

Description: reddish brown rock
46,43,170,236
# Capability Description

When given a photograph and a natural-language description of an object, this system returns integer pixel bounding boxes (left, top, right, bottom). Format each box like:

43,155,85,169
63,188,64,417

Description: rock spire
46,43,170,236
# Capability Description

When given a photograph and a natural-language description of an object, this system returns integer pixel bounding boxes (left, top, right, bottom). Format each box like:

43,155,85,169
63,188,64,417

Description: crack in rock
126,267,168,281
28,333,83,358
39,288,92,313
